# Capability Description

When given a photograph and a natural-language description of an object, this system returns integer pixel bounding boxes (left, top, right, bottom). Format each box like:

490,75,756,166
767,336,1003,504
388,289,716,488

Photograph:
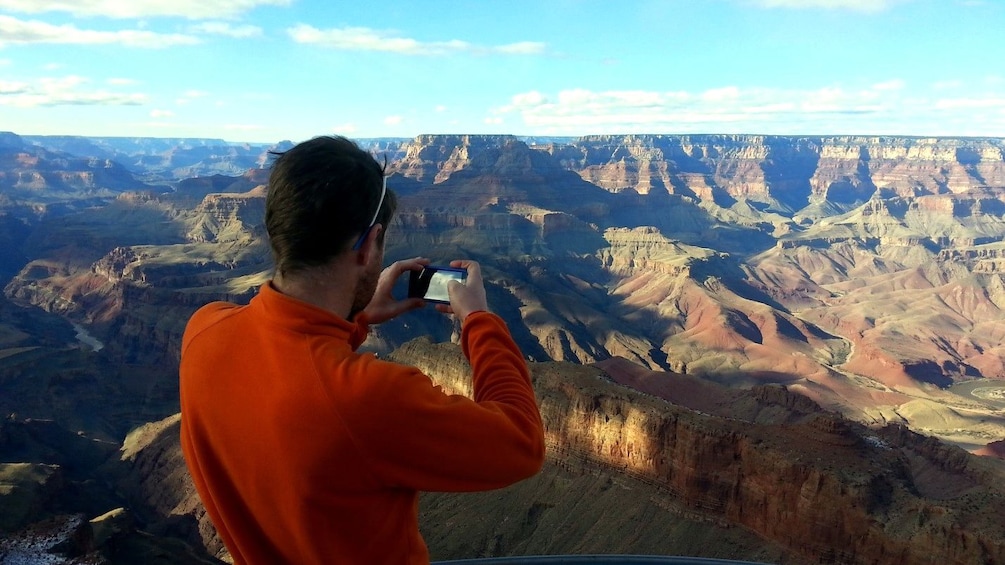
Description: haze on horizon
0,0,1003,143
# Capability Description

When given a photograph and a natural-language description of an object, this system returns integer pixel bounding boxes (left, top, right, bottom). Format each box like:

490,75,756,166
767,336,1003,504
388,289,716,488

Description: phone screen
408,266,467,303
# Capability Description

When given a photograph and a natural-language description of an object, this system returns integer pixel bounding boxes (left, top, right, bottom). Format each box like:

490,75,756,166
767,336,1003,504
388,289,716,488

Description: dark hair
265,136,397,276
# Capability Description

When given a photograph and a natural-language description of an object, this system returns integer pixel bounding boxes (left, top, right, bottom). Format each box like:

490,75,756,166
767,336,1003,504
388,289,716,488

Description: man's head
265,136,397,278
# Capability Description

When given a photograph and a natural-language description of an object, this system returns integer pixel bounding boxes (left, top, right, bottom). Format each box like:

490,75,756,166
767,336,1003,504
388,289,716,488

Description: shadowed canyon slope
3,132,1005,562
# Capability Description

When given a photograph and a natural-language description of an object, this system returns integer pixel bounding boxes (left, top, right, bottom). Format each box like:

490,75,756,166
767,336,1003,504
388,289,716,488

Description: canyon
2,131,1005,563
3,340,1003,564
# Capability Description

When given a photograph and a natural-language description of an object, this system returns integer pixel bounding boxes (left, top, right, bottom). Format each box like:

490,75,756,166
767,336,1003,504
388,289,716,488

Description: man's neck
272,264,356,320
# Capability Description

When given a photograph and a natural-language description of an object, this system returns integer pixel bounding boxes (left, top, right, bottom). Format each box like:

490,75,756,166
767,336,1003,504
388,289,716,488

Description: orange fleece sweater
179,282,545,564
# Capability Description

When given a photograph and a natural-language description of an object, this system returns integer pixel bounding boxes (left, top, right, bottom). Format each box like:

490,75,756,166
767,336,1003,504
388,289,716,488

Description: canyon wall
538,135,1005,207
392,339,1005,565
5,133,1005,452
26,338,998,564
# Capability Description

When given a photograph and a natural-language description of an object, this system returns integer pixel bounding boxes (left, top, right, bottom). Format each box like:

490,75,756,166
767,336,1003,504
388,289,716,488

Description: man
179,136,545,564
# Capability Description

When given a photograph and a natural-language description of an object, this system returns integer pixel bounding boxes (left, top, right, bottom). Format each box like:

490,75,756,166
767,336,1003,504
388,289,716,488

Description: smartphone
408,265,467,304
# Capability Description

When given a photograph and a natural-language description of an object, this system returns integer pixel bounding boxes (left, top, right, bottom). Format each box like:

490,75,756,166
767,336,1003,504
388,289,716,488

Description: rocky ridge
5,133,1005,453
541,135,1005,207
7,338,1000,564
1,134,150,203
3,134,1005,563
386,134,1005,449
397,340,1005,564
21,134,293,182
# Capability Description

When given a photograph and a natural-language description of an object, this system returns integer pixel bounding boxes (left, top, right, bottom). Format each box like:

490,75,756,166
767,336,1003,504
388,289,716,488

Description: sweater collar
252,281,356,338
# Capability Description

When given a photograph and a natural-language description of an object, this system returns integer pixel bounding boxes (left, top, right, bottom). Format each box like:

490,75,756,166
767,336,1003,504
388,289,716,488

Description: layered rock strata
5,132,1005,458
5,336,1005,564
392,339,1005,565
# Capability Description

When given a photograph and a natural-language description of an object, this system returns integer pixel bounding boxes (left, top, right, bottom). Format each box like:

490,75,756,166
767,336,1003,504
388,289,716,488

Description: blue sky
0,0,1003,143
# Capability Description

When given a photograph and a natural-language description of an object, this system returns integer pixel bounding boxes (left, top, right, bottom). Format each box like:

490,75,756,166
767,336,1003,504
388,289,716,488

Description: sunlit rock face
398,340,1005,565
74,339,1004,564
541,134,1005,208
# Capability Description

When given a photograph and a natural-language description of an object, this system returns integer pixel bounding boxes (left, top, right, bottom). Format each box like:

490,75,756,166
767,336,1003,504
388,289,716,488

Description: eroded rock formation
10,339,999,564
5,133,1005,451
3,134,1005,564
393,339,1005,564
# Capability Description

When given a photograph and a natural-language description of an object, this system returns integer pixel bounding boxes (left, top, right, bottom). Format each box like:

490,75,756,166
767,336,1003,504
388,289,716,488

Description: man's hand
362,257,429,324
438,260,489,322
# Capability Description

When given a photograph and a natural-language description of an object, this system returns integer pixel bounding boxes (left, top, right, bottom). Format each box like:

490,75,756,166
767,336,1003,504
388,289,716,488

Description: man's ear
356,224,383,265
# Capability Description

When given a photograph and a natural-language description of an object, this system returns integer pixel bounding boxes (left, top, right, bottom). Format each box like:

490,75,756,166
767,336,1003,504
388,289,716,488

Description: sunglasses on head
352,175,387,251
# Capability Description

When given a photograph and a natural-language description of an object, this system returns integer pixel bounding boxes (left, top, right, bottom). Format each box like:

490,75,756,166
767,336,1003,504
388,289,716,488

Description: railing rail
435,556,773,565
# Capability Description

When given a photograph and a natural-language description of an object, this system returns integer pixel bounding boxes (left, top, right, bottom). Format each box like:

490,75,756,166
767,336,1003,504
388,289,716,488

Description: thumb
447,279,464,298
403,297,425,310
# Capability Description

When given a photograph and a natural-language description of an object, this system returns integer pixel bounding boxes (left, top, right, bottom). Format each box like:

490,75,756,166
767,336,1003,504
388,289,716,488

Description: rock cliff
23,134,292,181
392,339,1005,564
4,132,1005,565
1,136,151,201
13,339,1000,564
4,132,1005,471
538,135,1005,212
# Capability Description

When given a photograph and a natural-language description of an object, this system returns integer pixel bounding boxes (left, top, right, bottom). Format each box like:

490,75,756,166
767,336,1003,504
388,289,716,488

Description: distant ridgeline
2,131,1005,564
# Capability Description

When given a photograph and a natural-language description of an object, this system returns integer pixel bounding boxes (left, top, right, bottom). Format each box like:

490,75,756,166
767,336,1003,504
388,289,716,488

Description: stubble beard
349,257,381,320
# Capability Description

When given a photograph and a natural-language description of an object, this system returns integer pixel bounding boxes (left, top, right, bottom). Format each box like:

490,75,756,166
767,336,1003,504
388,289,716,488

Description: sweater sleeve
348,313,370,351
338,312,545,492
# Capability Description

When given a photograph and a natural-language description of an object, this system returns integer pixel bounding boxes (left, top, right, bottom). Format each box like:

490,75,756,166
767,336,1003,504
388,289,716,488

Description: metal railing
435,556,773,565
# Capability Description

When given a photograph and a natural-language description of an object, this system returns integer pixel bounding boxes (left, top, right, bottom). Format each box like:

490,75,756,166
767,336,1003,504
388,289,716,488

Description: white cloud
539,89,690,111
0,0,292,20
107,77,137,85
435,105,447,113
492,81,970,135
934,97,1005,110
701,86,741,102
176,89,210,105
189,21,262,38
493,41,546,55
750,0,912,12
333,123,358,134
0,74,147,107
0,80,29,94
0,15,199,48
149,108,174,118
512,91,548,107
287,25,546,56
287,25,460,55
383,115,404,126
742,102,796,114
